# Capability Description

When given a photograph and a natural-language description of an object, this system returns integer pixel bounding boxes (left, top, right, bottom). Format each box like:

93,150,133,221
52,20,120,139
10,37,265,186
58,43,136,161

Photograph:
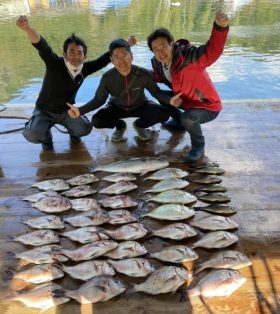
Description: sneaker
162,118,185,131
70,135,81,143
184,146,205,163
41,142,54,151
133,121,151,141
111,123,127,143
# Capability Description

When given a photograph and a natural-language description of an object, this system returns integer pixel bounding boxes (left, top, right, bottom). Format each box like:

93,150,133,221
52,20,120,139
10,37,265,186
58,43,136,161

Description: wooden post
0,167,3,177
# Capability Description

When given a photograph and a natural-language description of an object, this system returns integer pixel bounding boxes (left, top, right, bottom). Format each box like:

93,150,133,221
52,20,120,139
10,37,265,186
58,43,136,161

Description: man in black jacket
16,15,136,150
67,39,182,142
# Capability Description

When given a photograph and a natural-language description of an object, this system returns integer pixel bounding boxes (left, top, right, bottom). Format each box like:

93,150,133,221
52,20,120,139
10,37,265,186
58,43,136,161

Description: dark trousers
92,101,169,129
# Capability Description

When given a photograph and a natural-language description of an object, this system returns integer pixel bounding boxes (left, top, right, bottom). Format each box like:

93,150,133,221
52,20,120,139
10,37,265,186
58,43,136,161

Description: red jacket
151,23,229,112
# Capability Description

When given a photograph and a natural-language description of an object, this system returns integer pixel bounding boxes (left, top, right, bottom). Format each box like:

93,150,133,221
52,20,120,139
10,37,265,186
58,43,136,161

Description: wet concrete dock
0,101,279,314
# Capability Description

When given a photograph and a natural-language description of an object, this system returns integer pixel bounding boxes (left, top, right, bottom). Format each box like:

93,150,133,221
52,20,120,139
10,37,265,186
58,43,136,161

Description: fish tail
4,289,19,300
6,251,17,259
2,269,15,281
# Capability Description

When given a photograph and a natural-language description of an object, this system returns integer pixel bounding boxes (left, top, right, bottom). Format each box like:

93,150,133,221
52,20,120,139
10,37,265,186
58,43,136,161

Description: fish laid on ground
152,223,197,240
197,193,231,204
22,191,58,202
108,258,155,277
188,176,222,185
150,245,198,264
194,204,237,215
148,190,197,204
187,269,246,298
31,179,69,191
91,157,169,175
102,173,137,182
194,250,252,274
63,209,110,227
98,195,138,209
144,178,189,193
108,210,138,224
21,215,65,229
61,185,97,198
144,168,188,180
62,260,115,280
99,181,137,195
104,241,147,259
142,204,195,221
70,198,102,211
104,223,148,240
189,212,238,231
59,227,109,243
61,240,118,261
32,195,72,213
131,266,191,295
4,264,64,284
8,230,59,246
67,173,99,186
189,162,220,169
7,245,68,264
4,283,69,310
192,231,238,249
196,185,227,193
60,276,126,304
192,167,225,175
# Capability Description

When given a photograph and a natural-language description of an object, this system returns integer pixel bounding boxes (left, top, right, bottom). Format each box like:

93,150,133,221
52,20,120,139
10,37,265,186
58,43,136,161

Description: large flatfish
31,179,69,191
91,157,169,175
104,241,147,259
108,210,137,224
67,173,99,186
187,269,246,297
148,190,197,204
61,185,97,197
131,266,191,295
99,181,137,195
144,178,189,193
150,245,198,263
144,167,188,180
142,204,195,221
70,198,101,211
32,196,72,213
104,223,148,240
22,191,58,202
59,226,109,243
192,231,238,249
98,195,138,209
21,215,65,229
8,230,59,246
108,258,155,277
152,223,197,240
102,173,137,182
194,204,237,215
189,212,238,230
63,209,110,227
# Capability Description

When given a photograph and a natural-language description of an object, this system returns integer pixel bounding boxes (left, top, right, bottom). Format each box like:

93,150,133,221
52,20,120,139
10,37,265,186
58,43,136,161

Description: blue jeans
180,109,219,148
22,108,92,144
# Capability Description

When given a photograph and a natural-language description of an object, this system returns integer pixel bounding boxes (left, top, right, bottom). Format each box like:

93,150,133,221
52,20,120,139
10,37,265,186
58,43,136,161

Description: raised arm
16,15,40,44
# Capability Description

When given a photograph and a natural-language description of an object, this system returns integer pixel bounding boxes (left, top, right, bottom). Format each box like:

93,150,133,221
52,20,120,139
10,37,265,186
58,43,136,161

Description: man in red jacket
147,11,229,162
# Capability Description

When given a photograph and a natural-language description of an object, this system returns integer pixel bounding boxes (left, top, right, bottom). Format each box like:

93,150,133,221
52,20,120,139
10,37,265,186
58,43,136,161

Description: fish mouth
52,288,65,298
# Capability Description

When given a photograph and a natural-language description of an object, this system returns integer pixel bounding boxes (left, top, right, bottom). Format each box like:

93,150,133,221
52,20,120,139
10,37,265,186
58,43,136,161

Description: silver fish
8,230,59,246
67,173,99,186
92,157,169,175
187,269,246,298
62,260,115,280
63,209,110,227
192,231,239,249
22,191,58,202
63,276,126,304
150,245,198,263
31,179,69,191
144,178,189,193
99,181,137,195
189,212,238,230
21,215,65,229
196,185,227,193
142,204,195,221
194,204,237,215
4,283,69,310
131,266,191,295
61,185,97,197
152,223,197,240
102,172,137,182
148,190,197,204
98,195,138,209
32,195,72,213
59,226,109,243
189,176,222,185
70,198,102,211
104,223,148,240
194,250,252,274
192,167,225,175
108,209,138,224
4,264,64,284
197,193,231,204
61,240,118,261
7,245,68,264
108,258,155,277
104,241,147,259
144,167,188,180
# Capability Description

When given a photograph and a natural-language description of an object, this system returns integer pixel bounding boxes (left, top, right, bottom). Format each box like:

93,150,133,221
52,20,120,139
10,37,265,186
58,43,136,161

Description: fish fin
2,269,15,281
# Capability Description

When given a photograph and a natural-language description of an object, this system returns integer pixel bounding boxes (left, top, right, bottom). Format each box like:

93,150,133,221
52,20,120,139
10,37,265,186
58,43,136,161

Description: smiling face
64,43,87,68
151,37,173,66
111,47,133,76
